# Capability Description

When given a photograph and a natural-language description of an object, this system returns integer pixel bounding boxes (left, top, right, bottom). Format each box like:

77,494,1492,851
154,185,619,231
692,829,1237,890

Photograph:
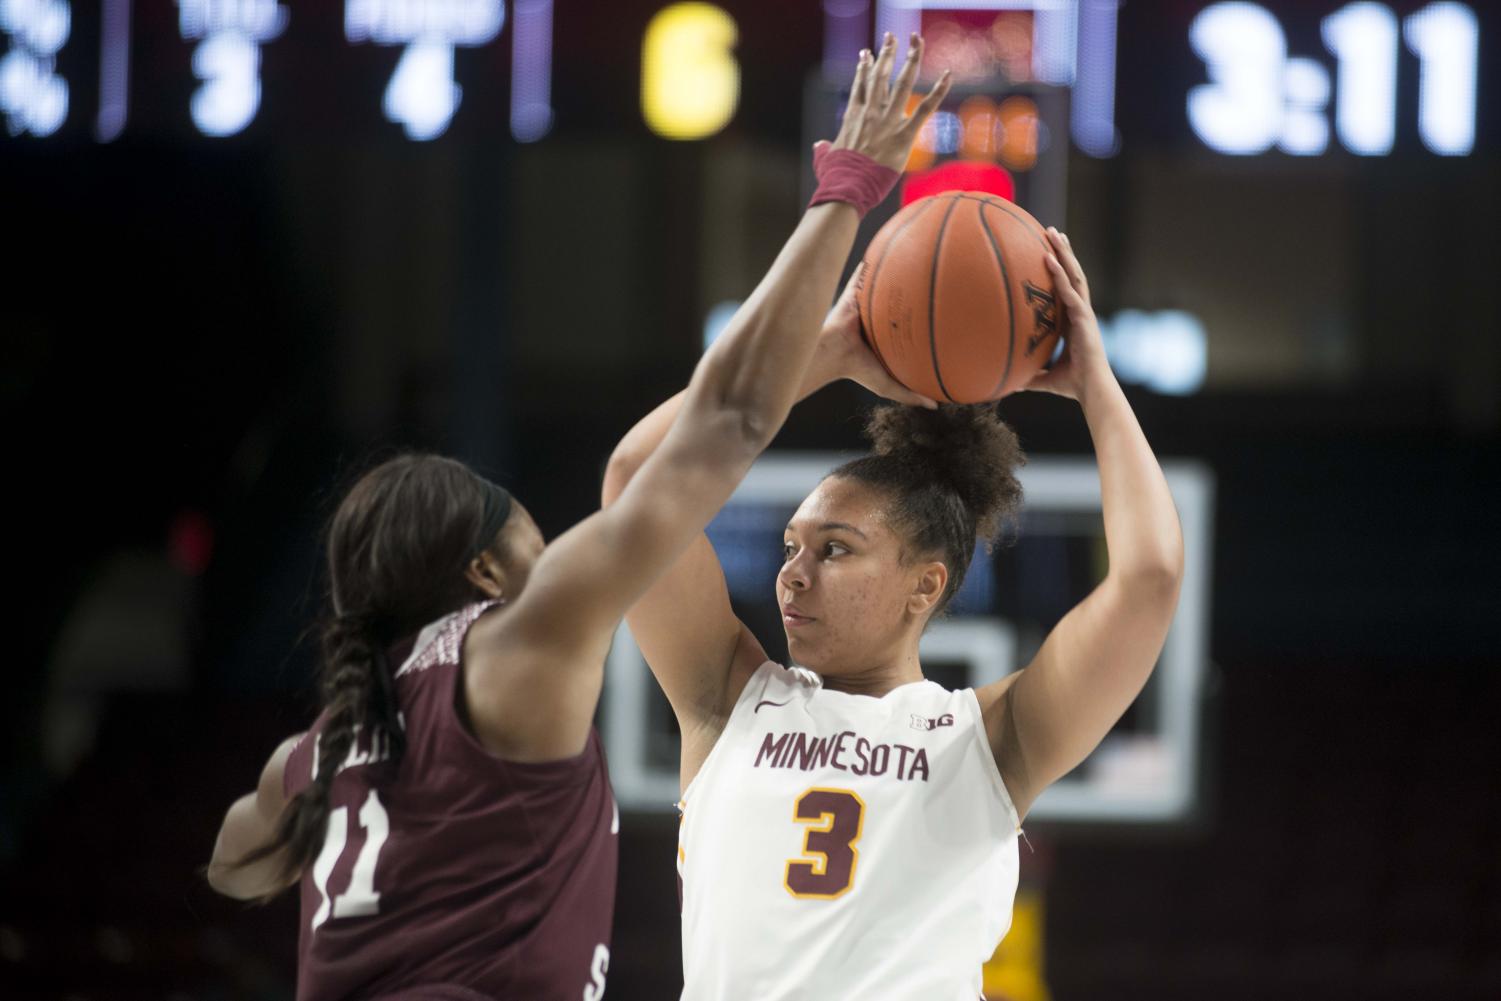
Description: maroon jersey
284,601,617,1001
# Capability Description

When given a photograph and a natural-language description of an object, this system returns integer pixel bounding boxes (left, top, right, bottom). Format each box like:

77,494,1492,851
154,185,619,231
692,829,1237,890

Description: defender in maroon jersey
205,45,943,999
282,600,617,1001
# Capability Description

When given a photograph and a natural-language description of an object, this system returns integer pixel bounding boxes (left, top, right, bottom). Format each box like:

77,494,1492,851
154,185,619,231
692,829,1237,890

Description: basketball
856,192,1061,403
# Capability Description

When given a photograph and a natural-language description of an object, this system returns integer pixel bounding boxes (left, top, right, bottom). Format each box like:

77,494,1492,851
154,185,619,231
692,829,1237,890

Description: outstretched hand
822,32,952,173
815,269,938,409
1025,228,1115,402
804,31,949,410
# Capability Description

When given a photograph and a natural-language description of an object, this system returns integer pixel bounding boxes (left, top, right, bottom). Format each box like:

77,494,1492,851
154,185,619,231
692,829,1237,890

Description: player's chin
784,631,827,668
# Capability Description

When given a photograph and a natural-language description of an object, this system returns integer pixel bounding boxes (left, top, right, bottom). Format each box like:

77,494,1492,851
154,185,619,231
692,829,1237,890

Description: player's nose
777,556,810,592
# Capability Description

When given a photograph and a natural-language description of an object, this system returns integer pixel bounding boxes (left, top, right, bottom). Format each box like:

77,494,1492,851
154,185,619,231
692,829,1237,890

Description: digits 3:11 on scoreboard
1188,1,1478,156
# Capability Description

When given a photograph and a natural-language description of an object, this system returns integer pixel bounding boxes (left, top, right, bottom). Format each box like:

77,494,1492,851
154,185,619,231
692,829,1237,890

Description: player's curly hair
228,454,509,895
831,403,1025,614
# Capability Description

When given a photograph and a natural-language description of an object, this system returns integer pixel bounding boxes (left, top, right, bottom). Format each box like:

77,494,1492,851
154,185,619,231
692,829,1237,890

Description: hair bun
863,403,1025,541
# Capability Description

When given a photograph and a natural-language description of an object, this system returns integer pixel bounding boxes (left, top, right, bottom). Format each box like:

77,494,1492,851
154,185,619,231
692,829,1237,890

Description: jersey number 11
311,790,391,930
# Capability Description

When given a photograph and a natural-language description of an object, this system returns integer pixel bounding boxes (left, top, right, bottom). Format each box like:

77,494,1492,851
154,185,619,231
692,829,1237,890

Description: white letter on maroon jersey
582,943,609,1000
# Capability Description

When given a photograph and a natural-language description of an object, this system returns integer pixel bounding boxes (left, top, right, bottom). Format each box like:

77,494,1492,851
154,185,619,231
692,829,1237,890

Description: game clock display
1116,0,1489,158
1187,1,1478,156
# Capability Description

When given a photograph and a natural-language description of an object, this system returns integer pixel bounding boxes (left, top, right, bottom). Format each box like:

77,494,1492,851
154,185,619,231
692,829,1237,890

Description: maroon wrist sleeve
807,144,900,219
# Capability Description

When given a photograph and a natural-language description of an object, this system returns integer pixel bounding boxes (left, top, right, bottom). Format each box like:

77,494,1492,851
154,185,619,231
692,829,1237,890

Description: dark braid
321,611,406,769
226,454,512,896
832,403,1025,615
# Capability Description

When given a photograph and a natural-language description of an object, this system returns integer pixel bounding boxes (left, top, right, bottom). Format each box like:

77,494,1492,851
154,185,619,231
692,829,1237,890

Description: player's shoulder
397,599,506,679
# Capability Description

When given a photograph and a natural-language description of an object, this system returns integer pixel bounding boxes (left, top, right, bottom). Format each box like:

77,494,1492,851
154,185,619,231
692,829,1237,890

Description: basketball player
205,34,951,1001
603,218,1184,995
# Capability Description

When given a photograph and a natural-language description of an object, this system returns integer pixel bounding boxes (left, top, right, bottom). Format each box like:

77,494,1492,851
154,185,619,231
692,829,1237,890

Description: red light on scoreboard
900,160,1014,206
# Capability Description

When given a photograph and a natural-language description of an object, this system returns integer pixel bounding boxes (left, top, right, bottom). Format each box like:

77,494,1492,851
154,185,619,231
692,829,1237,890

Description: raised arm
603,274,935,776
980,228,1185,819
465,36,951,763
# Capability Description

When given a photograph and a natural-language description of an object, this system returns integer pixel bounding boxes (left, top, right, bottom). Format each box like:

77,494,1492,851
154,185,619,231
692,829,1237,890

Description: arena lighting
345,0,505,141
1405,2,1477,155
707,297,1203,400
1072,0,1120,157
1188,1,1478,157
0,0,70,137
380,40,460,140
178,0,287,137
641,2,739,141
900,160,1015,205
702,299,742,353
167,510,215,577
839,0,1122,158
1097,309,1207,396
95,0,128,141
509,0,553,142
900,89,1045,174
1322,2,1398,155
1187,3,1288,154
822,0,868,81
189,32,266,137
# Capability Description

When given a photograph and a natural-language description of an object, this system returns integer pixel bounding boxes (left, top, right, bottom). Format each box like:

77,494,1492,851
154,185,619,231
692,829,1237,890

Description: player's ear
907,560,947,616
465,550,506,599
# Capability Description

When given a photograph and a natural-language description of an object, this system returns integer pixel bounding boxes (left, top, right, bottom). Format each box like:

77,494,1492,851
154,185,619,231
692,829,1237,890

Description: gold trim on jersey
783,786,866,900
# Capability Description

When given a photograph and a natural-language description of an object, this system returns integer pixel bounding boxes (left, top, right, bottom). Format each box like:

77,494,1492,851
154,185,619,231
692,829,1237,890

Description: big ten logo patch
910,713,955,732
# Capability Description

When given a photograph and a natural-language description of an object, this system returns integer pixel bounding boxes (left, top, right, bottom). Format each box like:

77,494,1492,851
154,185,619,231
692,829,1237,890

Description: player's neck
820,643,924,698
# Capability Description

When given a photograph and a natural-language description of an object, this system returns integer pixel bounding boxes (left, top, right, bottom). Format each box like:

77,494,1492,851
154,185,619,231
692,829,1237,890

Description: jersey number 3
311,789,391,931
784,787,865,899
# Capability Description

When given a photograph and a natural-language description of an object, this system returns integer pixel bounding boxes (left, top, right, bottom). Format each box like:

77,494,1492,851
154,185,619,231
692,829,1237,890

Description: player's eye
824,541,849,557
782,541,797,560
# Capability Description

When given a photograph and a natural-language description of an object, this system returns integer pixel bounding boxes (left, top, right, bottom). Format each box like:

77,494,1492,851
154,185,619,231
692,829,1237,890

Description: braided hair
232,454,513,891
831,404,1025,615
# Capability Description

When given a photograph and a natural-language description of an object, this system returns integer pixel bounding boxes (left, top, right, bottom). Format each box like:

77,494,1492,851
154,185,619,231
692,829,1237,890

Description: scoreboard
1,1,1488,154
0,0,550,142
1120,0,1492,158
1185,1,1479,156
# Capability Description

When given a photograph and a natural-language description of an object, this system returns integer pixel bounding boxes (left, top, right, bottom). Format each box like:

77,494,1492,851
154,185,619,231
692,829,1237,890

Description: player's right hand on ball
819,268,939,410
828,32,951,173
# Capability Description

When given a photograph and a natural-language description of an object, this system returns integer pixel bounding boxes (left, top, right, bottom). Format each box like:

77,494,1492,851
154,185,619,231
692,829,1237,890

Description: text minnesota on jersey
752,723,943,783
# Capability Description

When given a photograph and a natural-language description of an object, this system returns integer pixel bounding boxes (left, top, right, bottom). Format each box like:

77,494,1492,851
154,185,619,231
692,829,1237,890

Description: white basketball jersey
678,662,1021,1000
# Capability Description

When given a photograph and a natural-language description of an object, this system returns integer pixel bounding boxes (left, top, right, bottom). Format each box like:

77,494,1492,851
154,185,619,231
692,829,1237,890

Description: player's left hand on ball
829,32,952,174
820,269,938,409
1025,228,1113,402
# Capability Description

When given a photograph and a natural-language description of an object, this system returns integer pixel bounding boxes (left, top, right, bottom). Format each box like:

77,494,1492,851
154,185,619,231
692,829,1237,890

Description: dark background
2,0,1498,998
